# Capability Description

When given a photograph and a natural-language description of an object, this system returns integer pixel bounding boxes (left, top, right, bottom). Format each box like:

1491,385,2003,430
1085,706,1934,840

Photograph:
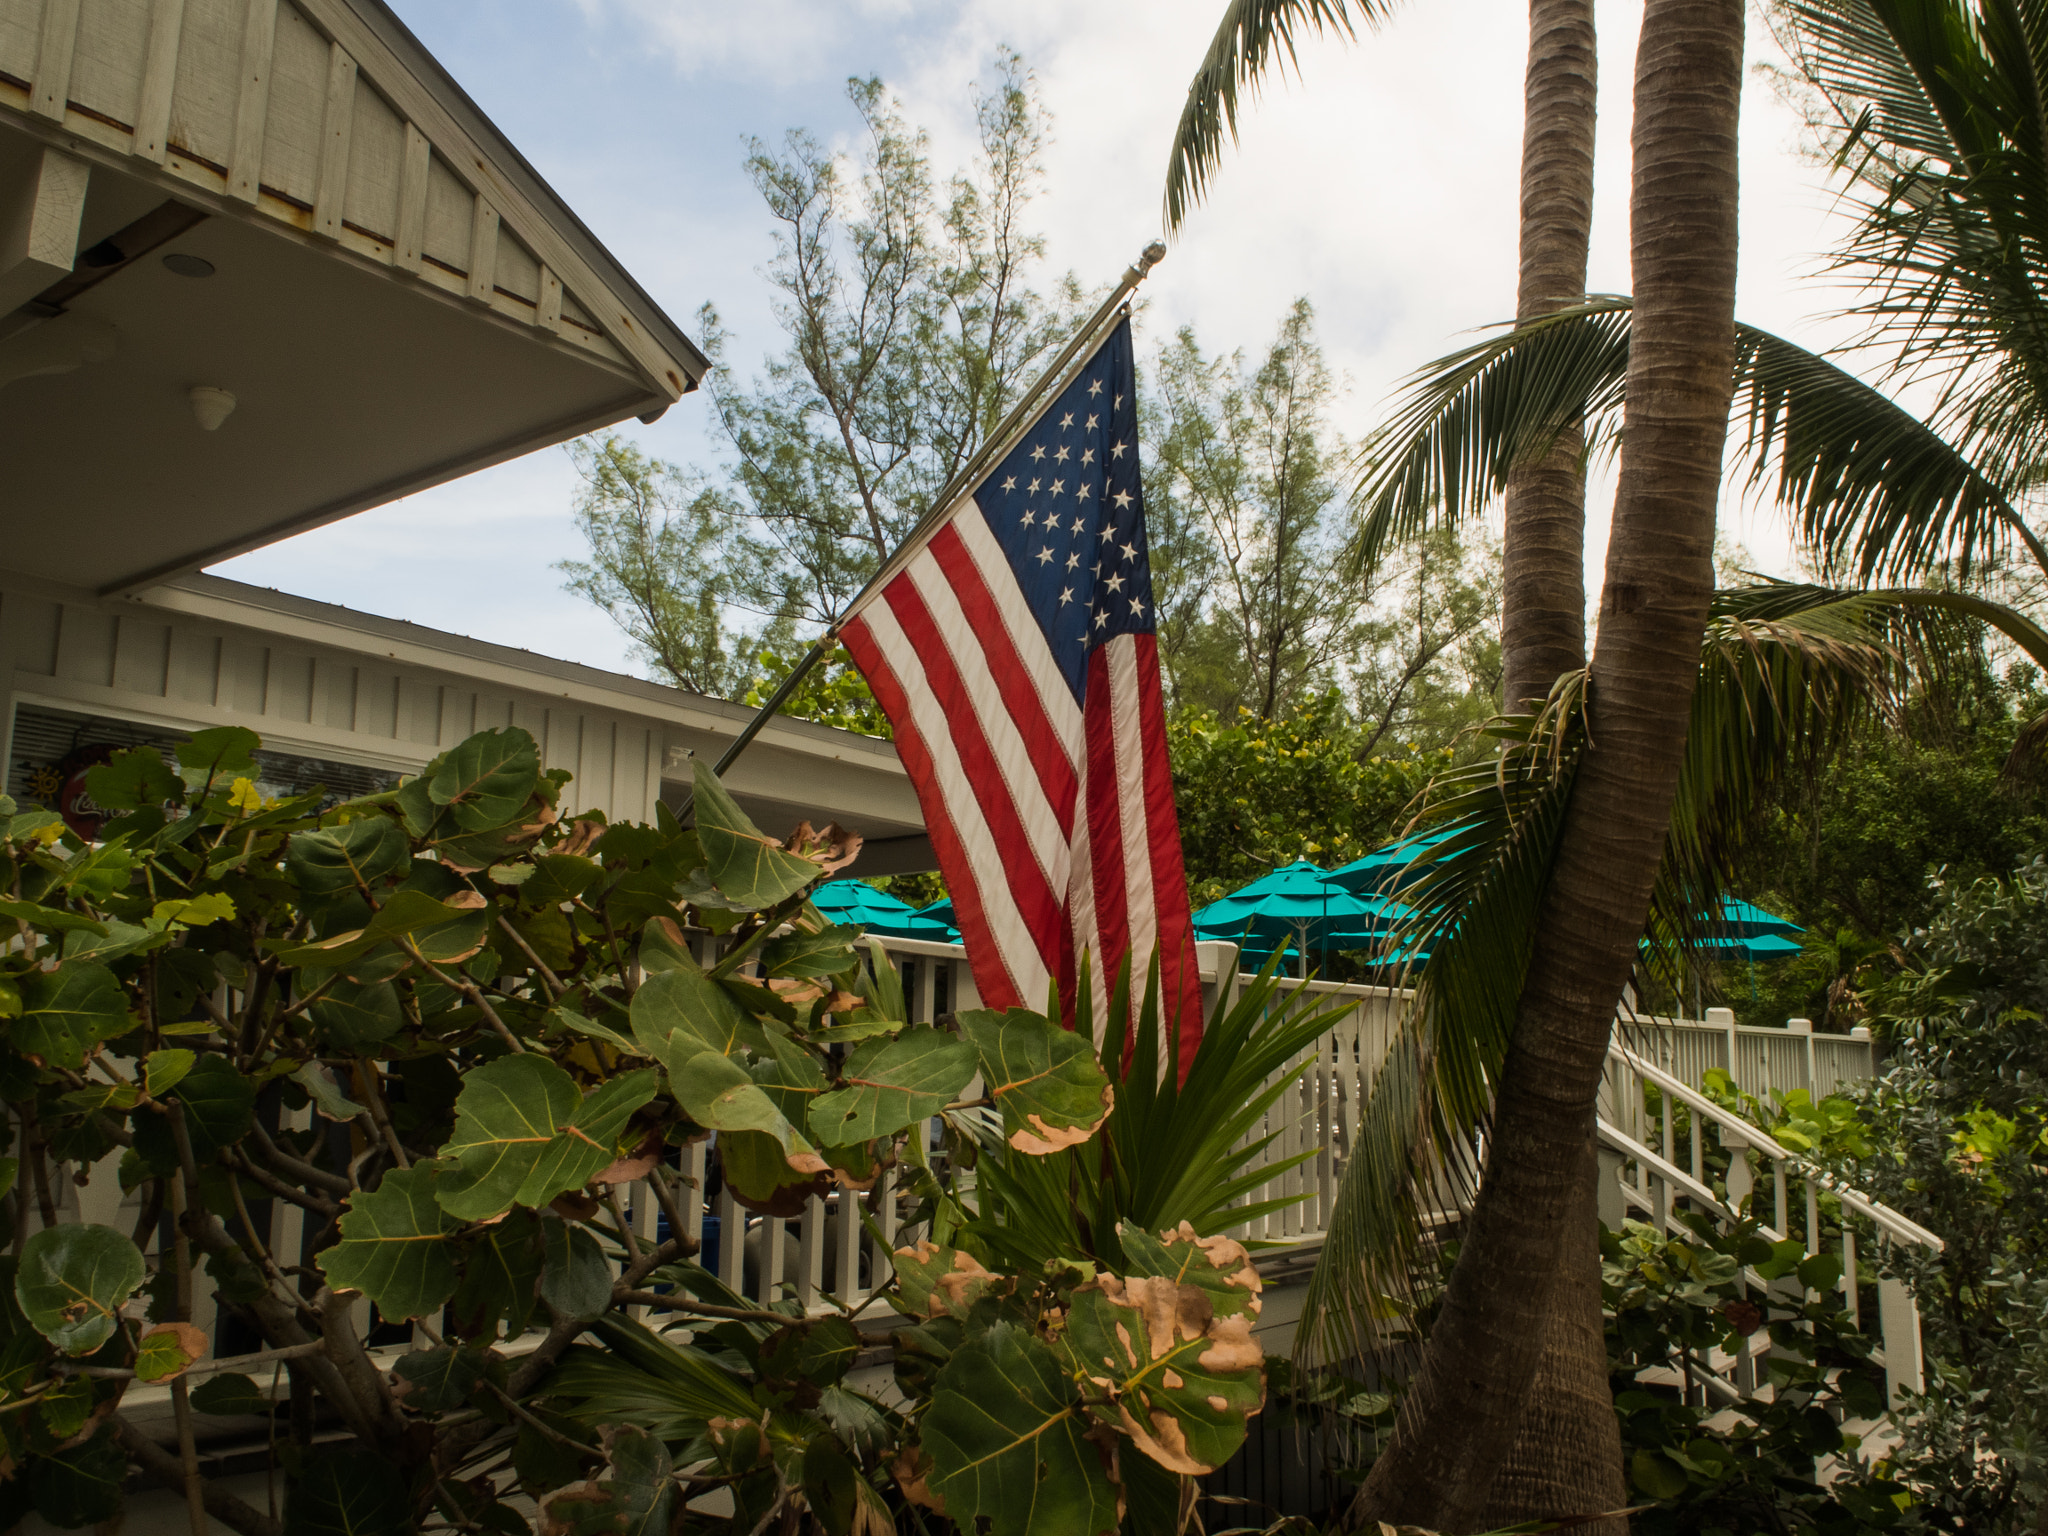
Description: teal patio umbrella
1191,861,1412,980
913,898,962,944
810,881,956,941
1318,824,1466,898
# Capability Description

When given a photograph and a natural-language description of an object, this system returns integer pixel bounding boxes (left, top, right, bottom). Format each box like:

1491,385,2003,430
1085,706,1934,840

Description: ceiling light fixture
161,253,214,279
188,386,235,431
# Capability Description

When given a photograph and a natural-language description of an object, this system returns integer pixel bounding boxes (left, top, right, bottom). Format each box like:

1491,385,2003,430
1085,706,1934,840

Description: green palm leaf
1348,296,2046,585
1781,0,2048,486
1164,0,1381,232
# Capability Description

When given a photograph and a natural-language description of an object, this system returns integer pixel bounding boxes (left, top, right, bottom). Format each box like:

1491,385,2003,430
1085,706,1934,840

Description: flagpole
685,239,1169,807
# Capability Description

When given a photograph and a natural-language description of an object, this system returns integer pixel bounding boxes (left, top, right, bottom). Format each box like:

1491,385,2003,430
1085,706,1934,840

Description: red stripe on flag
1132,633,1204,1071
881,579,1066,979
928,524,1079,828
840,610,1025,1012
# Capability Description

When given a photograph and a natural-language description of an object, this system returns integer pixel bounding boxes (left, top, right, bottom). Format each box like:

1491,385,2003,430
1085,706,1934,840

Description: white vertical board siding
2,588,666,823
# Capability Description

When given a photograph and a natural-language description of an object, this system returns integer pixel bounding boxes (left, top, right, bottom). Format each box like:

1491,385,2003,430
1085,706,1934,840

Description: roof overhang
0,0,707,595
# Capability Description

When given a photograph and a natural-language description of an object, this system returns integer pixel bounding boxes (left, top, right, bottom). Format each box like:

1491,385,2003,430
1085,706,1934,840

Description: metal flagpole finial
1140,240,1167,271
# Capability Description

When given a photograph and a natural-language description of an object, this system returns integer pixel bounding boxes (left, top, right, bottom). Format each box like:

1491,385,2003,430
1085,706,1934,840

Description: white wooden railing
63,935,1930,1410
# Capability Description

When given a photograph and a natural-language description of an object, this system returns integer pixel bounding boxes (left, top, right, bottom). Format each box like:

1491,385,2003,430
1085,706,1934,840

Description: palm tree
1167,0,1748,1526
1351,0,2048,623
1170,7,1616,1516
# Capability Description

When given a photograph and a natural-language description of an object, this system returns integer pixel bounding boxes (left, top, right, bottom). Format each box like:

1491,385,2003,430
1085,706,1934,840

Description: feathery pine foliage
561,52,1081,699
0,723,1328,1536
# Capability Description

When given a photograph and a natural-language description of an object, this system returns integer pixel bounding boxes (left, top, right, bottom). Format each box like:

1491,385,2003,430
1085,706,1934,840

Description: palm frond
1347,294,2044,585
1296,681,1589,1368
1733,296,2048,582
1347,299,1633,580
1164,0,1377,233
1779,0,2048,479
966,955,1354,1273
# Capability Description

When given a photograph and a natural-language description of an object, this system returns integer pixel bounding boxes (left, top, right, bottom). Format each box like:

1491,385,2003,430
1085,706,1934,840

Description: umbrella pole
1298,920,1308,983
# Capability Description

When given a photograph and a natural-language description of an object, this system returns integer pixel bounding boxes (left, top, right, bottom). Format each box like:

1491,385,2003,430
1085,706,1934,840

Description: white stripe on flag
863,599,1054,1006
902,550,1071,899
1105,635,1157,984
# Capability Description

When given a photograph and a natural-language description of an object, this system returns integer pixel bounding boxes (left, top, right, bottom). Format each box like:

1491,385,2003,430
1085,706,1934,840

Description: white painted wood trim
119,589,752,737
535,262,561,332
226,0,279,206
312,42,358,241
393,120,429,273
465,195,496,304
290,0,687,398
133,0,188,164
10,673,429,775
29,0,83,123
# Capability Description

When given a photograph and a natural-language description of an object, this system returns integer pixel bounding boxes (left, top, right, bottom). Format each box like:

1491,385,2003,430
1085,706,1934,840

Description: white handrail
1610,1042,1942,1253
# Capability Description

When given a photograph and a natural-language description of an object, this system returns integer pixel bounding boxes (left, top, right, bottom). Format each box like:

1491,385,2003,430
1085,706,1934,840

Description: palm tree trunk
1351,0,1745,1526
1488,1,1620,1521
1501,0,1597,716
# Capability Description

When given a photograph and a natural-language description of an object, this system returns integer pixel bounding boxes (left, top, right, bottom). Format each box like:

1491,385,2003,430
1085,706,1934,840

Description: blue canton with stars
971,318,1152,708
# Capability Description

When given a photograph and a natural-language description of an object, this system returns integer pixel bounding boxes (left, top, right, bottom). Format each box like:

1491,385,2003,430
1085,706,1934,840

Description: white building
0,0,928,866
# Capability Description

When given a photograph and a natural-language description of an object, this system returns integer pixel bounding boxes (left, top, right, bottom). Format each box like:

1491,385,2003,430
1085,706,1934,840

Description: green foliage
1169,697,1443,906
561,52,1081,699
1603,1215,1911,1534
1828,865,2048,1532
0,718,1325,1536
742,644,890,739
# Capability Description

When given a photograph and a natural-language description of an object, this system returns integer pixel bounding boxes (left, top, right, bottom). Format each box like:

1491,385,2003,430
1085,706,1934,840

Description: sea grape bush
0,724,1275,1536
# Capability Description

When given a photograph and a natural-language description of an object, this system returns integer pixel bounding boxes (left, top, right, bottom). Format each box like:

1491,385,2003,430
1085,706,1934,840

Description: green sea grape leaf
436,1057,660,1221
540,1216,612,1323
134,1322,208,1383
143,1048,195,1097
547,1006,639,1056
284,1445,411,1536
761,924,862,980
133,1054,256,1174
151,892,236,928
923,1321,1118,1536
27,1423,127,1527
630,966,770,1068
1057,1226,1266,1475
310,978,403,1052
810,1027,977,1145
287,818,411,894
691,761,820,910
538,1425,675,1536
450,1210,541,1339
429,728,541,831
320,1166,461,1321
15,963,128,1070
16,1225,144,1354
0,899,105,936
268,889,488,968
84,747,179,811
394,1345,490,1413
190,1372,270,1416
957,1007,1113,1155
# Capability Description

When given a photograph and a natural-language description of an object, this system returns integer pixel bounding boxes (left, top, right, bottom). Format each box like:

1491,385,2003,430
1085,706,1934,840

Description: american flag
838,318,1203,1063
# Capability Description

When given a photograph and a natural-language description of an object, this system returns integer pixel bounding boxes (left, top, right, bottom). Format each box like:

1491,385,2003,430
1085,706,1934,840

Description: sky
215,0,1865,680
